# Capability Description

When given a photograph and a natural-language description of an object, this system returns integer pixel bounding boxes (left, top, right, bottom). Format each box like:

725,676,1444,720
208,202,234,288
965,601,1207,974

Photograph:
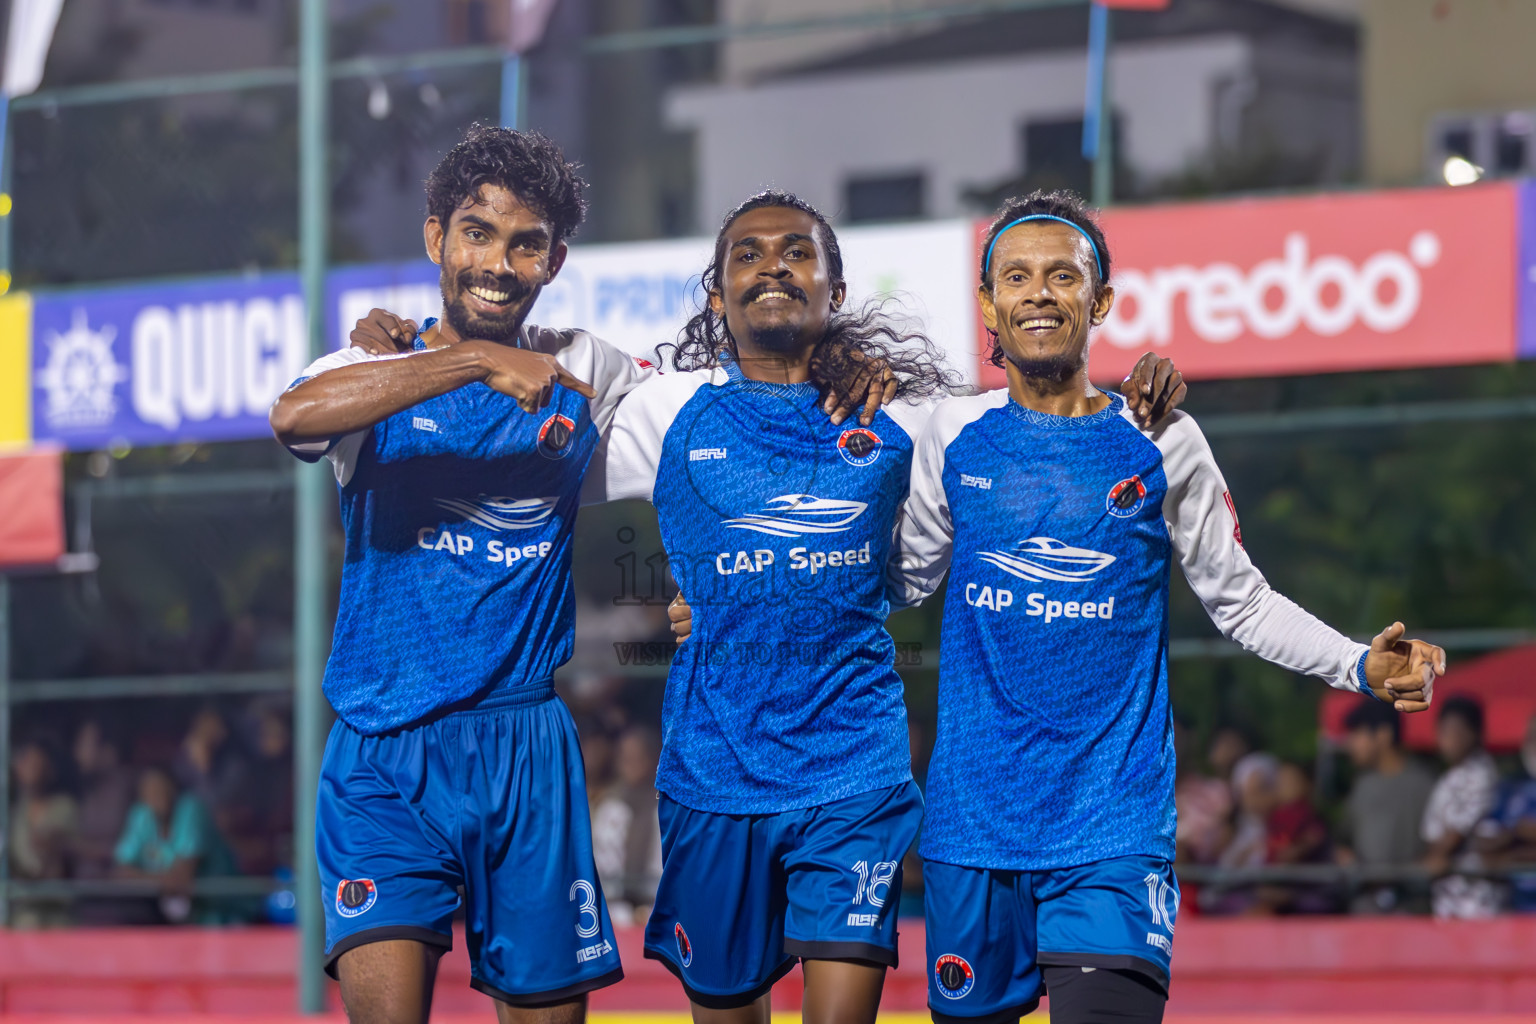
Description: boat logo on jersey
335,878,377,918
837,427,883,467
1106,475,1147,518
934,953,975,999
537,413,577,459
675,923,693,967
723,494,869,537
432,495,559,531
976,537,1116,583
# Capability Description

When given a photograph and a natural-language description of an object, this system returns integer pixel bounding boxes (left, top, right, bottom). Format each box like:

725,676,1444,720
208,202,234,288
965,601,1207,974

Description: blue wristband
1355,649,1385,702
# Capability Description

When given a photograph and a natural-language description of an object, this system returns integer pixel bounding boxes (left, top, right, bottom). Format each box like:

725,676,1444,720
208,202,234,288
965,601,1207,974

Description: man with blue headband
888,189,1447,1024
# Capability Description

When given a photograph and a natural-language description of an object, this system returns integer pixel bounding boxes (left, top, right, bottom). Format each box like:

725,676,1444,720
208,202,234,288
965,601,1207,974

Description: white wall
667,35,1250,227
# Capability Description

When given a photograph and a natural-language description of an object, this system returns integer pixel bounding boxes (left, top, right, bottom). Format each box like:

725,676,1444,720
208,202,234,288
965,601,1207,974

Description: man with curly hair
270,124,647,1024
588,191,1184,1024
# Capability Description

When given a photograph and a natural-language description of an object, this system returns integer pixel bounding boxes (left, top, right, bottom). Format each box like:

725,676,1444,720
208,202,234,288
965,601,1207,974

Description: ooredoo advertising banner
976,183,1520,388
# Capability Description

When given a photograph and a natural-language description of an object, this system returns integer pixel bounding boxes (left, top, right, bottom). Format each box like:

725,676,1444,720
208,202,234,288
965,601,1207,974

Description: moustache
454,270,534,305
741,281,808,305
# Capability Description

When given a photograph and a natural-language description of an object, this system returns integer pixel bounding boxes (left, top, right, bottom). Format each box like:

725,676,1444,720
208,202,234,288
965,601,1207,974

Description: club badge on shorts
934,953,975,999
336,878,378,918
674,922,694,967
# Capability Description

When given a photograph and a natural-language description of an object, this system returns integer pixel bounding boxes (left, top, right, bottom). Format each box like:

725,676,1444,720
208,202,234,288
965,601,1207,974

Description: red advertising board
976,183,1519,388
0,448,64,568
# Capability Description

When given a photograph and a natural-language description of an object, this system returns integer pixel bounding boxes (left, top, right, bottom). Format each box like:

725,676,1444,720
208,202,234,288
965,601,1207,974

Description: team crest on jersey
837,427,883,467
674,923,693,967
1106,475,1147,518
934,953,975,999
538,413,577,459
335,878,377,918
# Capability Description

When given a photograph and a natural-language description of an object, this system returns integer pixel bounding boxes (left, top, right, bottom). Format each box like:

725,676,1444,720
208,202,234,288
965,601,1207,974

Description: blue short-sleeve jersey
282,323,653,734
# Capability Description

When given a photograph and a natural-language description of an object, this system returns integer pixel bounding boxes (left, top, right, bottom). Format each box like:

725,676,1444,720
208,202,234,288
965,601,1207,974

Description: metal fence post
295,0,331,1012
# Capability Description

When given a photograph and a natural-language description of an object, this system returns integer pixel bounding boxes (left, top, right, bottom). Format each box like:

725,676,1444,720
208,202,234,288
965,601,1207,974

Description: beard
1003,347,1079,383
441,265,534,343
745,321,808,352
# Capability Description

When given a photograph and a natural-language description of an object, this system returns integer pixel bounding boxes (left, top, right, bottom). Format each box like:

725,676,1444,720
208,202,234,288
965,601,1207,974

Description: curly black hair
666,190,960,407
979,188,1112,368
425,123,587,245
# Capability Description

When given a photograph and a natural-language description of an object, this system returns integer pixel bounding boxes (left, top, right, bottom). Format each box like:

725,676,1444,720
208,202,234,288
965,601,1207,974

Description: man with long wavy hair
589,190,1183,1024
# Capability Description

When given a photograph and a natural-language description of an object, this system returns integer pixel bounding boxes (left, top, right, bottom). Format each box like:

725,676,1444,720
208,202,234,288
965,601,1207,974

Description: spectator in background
590,725,662,924
1337,699,1435,913
1205,752,1278,914
114,765,243,924
224,702,294,875
173,705,248,833
1261,762,1334,913
70,720,139,925
1175,718,1234,866
1422,695,1501,918
1475,711,1536,911
7,740,79,927
1208,726,1253,782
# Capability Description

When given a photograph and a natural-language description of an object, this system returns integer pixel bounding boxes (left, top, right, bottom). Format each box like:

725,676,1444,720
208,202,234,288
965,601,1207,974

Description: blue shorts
316,687,622,1005
644,781,924,1008
923,856,1178,1024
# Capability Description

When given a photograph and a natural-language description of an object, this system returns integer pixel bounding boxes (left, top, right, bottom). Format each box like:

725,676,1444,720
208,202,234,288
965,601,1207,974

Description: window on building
844,173,926,223
1429,111,1535,180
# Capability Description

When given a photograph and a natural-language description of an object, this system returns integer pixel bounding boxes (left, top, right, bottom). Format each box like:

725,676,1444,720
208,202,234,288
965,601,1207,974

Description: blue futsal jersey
285,323,653,734
588,362,931,813
891,391,1372,870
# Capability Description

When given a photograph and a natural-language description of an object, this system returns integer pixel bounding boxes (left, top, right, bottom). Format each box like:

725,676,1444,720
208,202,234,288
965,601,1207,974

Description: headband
983,214,1104,281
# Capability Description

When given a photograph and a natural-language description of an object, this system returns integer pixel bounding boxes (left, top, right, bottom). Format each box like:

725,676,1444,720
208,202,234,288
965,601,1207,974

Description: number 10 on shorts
848,860,897,926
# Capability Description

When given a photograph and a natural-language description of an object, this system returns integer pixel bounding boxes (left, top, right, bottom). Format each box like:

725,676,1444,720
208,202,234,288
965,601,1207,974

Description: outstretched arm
1157,414,1444,711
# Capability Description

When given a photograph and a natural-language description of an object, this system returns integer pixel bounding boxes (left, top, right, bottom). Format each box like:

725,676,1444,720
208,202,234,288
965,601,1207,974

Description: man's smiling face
710,205,844,354
979,221,1114,381
425,183,565,343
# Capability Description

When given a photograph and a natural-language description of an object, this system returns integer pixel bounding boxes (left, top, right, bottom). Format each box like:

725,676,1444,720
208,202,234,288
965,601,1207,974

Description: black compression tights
1042,965,1167,1024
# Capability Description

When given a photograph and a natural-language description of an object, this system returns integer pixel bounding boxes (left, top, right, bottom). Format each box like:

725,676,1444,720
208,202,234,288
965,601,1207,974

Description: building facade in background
669,0,1359,227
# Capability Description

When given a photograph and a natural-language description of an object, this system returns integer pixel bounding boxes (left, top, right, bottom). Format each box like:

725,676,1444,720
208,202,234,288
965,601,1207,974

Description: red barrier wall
2,917,1534,1016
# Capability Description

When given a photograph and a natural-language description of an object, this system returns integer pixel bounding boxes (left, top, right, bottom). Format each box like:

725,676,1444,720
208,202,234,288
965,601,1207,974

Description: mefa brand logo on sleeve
689,447,728,461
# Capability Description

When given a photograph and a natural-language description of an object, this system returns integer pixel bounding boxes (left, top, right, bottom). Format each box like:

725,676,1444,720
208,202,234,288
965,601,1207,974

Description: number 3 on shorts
1142,870,1177,933
570,879,601,939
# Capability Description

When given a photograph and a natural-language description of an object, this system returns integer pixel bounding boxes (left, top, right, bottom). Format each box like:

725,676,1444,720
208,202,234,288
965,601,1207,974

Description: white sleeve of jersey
278,346,403,487
1143,408,1371,694
526,325,659,436
887,391,1005,609
582,369,717,505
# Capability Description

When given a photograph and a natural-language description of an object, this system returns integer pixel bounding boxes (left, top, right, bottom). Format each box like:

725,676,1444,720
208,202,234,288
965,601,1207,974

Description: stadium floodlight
1442,154,1484,186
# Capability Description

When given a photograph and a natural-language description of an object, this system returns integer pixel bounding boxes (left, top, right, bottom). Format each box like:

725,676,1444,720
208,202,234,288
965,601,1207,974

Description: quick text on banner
131,296,307,430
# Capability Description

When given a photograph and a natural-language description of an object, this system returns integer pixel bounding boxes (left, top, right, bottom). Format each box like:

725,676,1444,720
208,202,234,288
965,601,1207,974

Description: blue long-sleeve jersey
587,362,931,813
890,390,1372,870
